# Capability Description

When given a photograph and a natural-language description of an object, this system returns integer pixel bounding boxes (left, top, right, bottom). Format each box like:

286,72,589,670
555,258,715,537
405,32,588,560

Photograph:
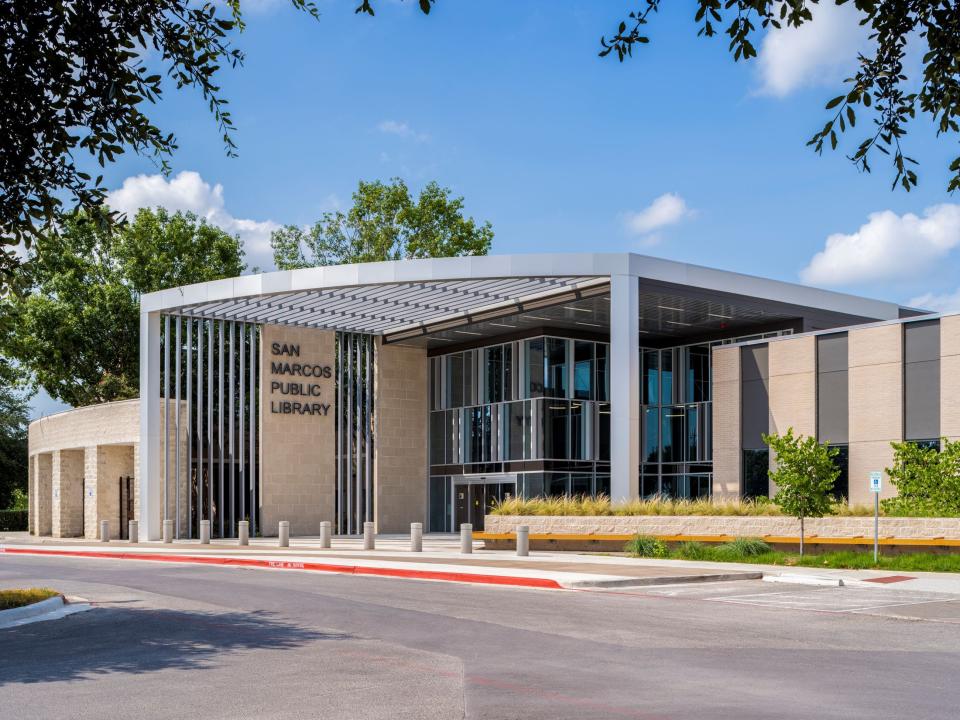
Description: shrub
0,588,59,611
0,509,27,532
883,438,960,517
624,534,668,558
675,541,712,561
715,537,773,560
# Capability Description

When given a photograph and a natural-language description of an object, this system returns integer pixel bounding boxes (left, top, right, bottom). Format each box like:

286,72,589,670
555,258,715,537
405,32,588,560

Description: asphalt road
2,555,960,719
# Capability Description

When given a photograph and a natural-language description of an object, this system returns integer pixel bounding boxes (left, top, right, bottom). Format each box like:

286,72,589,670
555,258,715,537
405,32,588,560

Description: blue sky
34,1,960,417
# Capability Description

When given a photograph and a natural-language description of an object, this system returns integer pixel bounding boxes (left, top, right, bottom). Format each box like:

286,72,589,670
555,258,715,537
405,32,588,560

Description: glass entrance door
452,476,516,532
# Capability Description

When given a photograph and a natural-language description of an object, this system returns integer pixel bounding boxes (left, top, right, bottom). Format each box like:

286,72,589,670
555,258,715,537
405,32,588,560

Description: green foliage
675,541,711,561
0,509,28,532
0,365,28,510
8,488,28,511
0,588,59,611
624,534,668,558
714,537,773,560
883,438,960,517
271,178,493,269
0,208,246,407
0,1,318,291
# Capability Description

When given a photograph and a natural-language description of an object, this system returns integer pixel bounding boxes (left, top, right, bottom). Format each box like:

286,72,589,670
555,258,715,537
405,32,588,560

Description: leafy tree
764,428,839,556
0,362,29,511
0,0,318,290
0,208,246,407
271,178,493,269
361,1,960,193
883,439,960,516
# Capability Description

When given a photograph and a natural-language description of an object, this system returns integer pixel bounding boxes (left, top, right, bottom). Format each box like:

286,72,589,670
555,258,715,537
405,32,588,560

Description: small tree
884,439,960,517
764,429,839,556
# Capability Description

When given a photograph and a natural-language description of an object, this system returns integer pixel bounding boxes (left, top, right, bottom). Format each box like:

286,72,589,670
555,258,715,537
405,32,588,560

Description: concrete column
128,519,138,544
278,520,289,547
460,523,473,554
200,519,210,544
35,453,53,536
139,310,162,540
100,520,109,541
516,525,529,556
363,521,375,550
52,449,84,538
27,456,34,535
319,521,331,548
163,519,173,543
609,273,640,501
238,521,249,546
410,522,422,552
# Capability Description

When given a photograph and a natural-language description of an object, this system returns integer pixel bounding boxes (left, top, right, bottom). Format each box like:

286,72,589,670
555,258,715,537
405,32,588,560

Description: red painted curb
0,547,563,590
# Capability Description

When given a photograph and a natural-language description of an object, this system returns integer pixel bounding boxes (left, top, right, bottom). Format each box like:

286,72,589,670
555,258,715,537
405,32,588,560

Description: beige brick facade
767,335,816,438
711,346,740,499
942,315,960,442
259,325,336,536
374,340,428,533
33,453,52,535
52,448,84,537
848,324,902,504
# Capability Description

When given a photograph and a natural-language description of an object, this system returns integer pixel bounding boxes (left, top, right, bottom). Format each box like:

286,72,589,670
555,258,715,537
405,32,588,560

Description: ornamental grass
490,494,876,517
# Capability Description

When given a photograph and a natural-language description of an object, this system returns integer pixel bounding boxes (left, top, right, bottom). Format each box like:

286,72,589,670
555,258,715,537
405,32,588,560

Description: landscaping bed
0,588,59,611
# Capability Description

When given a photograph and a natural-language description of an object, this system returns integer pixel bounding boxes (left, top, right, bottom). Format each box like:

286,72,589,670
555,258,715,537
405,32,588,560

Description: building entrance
453,475,516,532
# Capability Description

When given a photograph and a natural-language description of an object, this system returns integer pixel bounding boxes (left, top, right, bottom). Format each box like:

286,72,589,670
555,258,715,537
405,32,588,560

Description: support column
139,311,162,540
609,273,640,501
34,454,53,536
52,449,84,537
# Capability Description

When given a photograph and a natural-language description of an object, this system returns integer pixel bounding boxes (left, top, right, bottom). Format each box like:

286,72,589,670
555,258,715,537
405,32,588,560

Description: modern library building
26,253,959,541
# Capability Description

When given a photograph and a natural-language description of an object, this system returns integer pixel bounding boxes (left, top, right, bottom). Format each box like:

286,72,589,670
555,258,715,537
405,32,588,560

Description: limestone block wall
52,448,84,537
711,346,740,499
33,453,52,536
848,324,903,504
485,514,960,541
29,399,140,454
85,445,135,539
767,335,816,496
374,340,427,533
259,325,336,536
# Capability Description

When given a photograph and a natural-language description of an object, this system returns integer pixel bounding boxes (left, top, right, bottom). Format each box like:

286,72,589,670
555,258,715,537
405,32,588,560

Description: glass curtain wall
641,330,792,499
429,335,611,529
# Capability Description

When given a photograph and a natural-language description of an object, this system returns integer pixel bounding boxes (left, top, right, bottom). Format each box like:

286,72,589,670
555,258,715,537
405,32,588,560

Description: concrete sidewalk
3,531,959,593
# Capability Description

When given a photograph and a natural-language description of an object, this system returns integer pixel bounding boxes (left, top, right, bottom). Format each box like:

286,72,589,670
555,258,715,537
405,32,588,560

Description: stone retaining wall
485,514,960,540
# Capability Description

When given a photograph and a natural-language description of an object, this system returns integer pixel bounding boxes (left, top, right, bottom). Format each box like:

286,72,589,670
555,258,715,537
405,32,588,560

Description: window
595,344,609,402
904,320,940,441
429,476,450,532
661,406,685,463
660,350,674,405
742,449,769,498
485,345,503,404
542,400,569,459
525,338,544,397
817,333,848,444
642,349,659,405
446,353,463,408
685,345,710,403
573,341,593,400
831,444,849,501
545,338,567,398
643,408,659,463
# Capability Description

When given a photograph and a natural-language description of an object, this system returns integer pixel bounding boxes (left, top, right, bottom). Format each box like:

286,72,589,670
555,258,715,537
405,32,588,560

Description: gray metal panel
817,333,848,373
905,319,940,363
741,344,769,381
905,359,940,440
817,370,849,444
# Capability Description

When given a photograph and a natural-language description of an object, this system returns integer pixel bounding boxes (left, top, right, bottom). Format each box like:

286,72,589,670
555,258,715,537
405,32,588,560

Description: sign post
869,471,882,563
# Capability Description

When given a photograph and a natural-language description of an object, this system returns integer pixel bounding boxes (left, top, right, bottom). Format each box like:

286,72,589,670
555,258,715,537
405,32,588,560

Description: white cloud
800,204,960,286
377,120,429,142
756,2,868,97
909,288,960,314
622,193,693,243
106,171,279,268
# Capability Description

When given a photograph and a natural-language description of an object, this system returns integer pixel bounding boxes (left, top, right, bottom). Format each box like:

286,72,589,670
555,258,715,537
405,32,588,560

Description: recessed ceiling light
454,330,482,336
708,312,733,319
488,322,517,328
562,306,591,313
575,321,603,328
657,305,685,313
665,320,691,326
524,315,553,321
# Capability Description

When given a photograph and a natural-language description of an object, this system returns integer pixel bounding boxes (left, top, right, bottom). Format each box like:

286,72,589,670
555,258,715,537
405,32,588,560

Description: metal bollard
163,519,173,544
100,520,109,542
516,525,529,557
238,520,249,546
200,519,210,544
319,521,331,549
460,523,473,554
363,521,375,550
128,520,138,544
278,520,289,547
410,522,423,552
